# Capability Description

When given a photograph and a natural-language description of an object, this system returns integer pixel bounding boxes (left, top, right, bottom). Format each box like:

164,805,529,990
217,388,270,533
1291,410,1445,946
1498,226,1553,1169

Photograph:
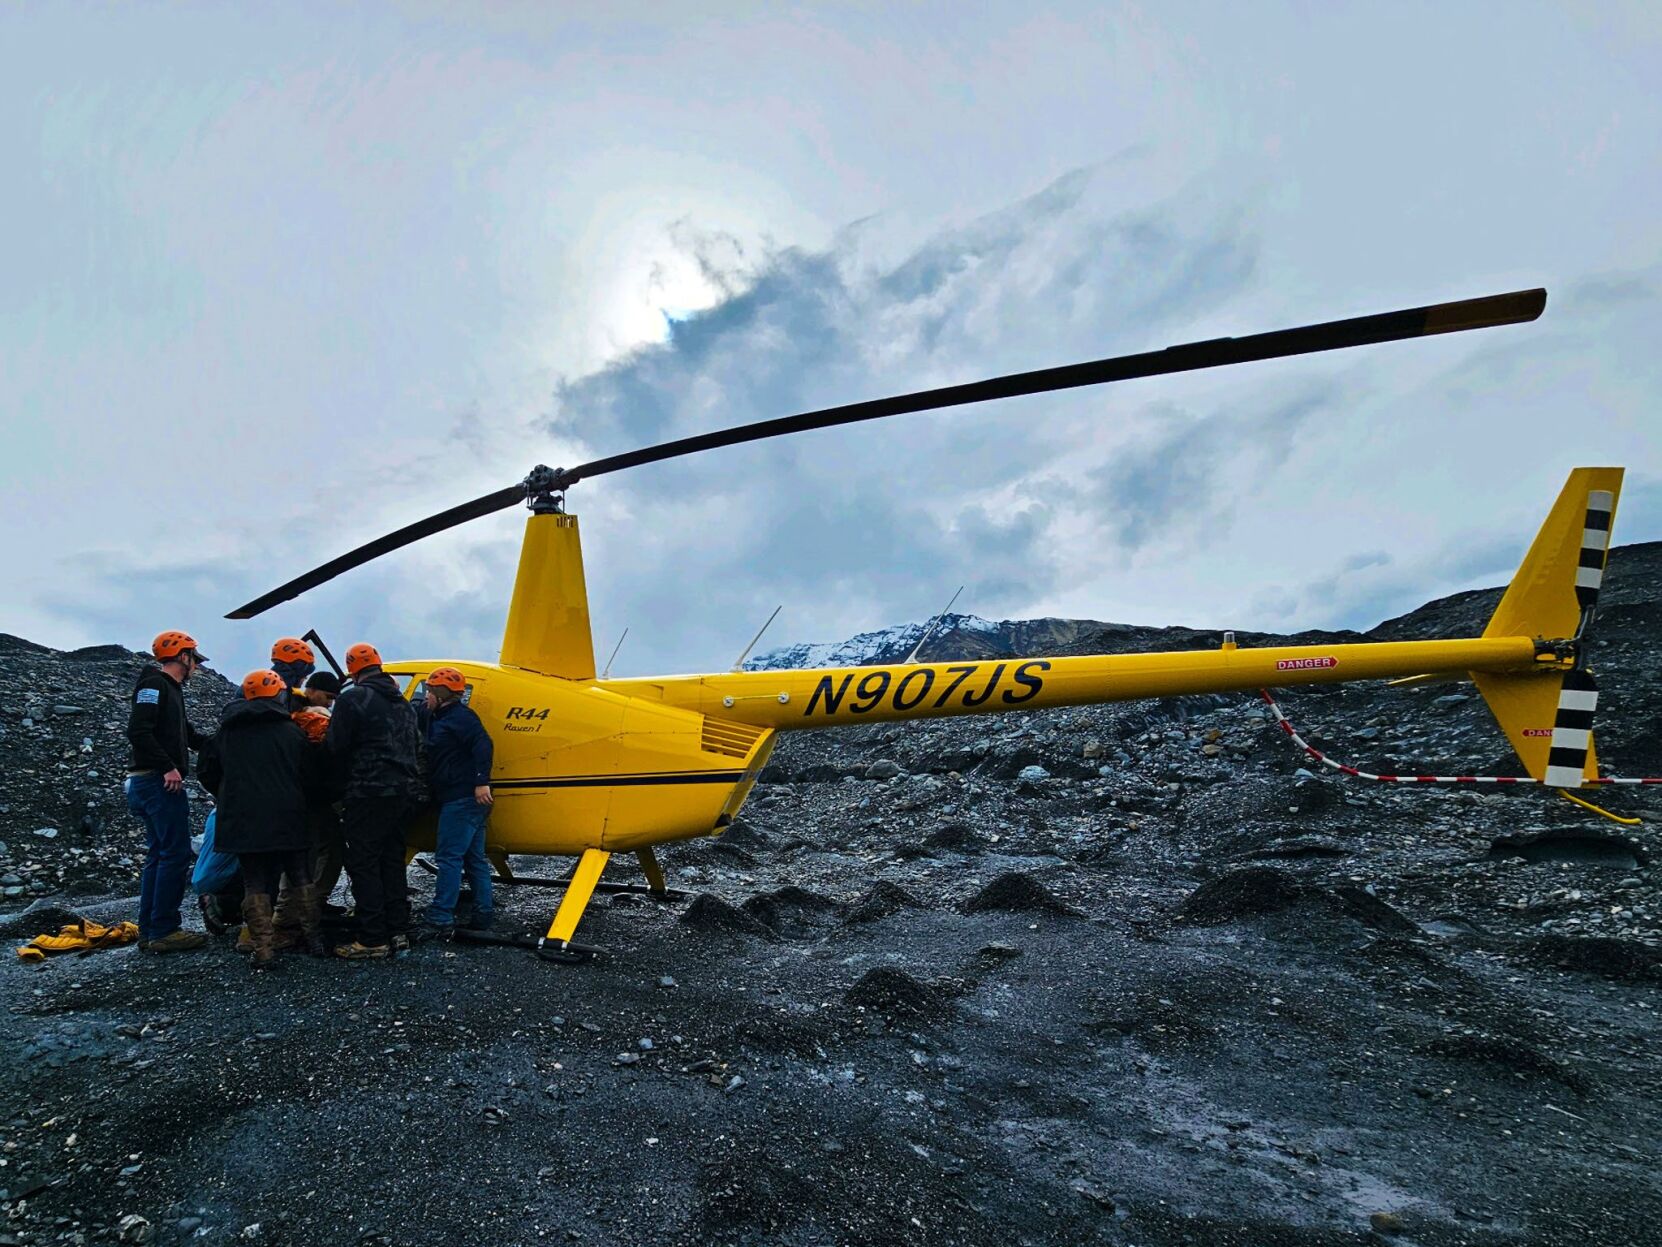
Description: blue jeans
125,773,192,942
426,797,492,928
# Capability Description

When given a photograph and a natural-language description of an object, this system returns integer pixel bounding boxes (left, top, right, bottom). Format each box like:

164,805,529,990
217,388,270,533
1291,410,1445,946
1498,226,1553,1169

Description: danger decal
1275,657,1338,671
1522,728,1554,738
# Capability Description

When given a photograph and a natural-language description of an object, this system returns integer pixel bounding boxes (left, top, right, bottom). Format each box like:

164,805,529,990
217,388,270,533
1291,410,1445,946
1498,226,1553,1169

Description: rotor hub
524,464,568,514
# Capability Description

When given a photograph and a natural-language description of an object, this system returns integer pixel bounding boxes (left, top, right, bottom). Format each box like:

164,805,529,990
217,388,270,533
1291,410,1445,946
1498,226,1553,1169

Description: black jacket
198,699,318,854
424,701,494,804
326,670,423,800
126,666,211,775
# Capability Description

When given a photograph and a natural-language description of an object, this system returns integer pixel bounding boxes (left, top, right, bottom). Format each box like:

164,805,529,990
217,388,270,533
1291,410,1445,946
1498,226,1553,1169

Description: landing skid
417,845,678,964
452,927,608,964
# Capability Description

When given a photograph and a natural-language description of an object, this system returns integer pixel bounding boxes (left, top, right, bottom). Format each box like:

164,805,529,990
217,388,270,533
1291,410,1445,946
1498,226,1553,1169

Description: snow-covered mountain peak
745,613,996,671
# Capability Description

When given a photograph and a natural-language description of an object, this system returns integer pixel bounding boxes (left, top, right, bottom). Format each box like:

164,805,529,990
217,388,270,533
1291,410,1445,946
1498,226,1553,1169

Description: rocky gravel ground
1,544,1658,1247
0,636,236,904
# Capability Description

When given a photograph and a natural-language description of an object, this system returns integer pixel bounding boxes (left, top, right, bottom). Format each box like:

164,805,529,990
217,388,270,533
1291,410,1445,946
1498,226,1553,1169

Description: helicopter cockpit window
391,674,417,697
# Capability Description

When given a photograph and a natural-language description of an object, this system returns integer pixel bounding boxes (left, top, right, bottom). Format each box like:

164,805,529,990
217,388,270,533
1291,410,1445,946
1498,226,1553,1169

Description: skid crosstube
412,856,689,900
418,846,677,963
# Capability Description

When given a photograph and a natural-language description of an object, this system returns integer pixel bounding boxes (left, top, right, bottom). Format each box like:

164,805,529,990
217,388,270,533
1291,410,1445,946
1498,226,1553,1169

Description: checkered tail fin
1471,468,1622,786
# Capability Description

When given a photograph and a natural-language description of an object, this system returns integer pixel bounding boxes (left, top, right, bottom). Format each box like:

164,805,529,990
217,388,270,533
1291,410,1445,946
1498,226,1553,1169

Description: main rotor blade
552,288,1545,489
227,288,1543,619
225,483,527,619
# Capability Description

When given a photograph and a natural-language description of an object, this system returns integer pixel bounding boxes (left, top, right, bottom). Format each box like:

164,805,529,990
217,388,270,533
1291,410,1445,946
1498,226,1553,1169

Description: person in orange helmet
269,647,346,949
268,637,317,715
414,667,495,942
326,642,423,958
297,669,346,908
199,671,327,967
124,630,213,953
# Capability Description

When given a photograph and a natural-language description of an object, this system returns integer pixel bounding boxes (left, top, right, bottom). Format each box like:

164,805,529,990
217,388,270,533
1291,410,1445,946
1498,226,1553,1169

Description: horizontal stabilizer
1385,673,1467,690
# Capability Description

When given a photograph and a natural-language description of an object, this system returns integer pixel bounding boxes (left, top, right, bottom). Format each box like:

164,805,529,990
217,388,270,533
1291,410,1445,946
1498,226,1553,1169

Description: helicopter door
300,628,346,679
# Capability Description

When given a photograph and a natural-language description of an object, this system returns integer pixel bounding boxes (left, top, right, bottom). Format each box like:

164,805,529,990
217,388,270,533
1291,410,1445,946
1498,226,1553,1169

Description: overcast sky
3,2,1659,679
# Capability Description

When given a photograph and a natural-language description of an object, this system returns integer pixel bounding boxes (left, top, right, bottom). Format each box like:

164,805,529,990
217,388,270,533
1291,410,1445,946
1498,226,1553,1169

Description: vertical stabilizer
1482,468,1621,643
500,511,597,679
1472,467,1622,785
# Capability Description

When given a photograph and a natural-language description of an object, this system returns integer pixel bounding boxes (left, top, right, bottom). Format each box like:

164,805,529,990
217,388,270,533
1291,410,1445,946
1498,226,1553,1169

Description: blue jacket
424,700,494,805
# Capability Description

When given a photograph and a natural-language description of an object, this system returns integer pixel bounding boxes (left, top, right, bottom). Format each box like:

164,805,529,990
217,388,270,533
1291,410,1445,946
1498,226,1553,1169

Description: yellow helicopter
228,287,1629,961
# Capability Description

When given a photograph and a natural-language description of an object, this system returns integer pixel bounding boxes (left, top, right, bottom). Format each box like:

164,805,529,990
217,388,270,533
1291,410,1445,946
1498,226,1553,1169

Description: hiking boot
235,924,254,954
465,911,495,933
333,940,391,960
390,933,411,955
143,929,208,955
288,884,329,957
242,894,278,971
413,921,454,945
197,893,229,936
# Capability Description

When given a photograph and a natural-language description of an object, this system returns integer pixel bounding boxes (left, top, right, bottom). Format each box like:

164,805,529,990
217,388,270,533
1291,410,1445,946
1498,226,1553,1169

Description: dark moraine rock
961,871,1079,916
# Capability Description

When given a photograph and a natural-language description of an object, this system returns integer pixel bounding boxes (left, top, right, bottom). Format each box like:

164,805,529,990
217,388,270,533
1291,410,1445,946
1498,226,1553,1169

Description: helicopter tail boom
614,468,1624,743
612,633,1544,731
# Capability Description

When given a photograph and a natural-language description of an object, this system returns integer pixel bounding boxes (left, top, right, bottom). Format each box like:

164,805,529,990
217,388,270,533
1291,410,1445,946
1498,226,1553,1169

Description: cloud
36,558,241,658
531,166,1263,668
548,167,1259,453
1085,381,1341,552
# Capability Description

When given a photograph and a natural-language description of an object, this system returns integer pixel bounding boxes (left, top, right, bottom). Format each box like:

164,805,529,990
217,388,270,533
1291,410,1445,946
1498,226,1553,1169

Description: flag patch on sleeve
135,688,160,705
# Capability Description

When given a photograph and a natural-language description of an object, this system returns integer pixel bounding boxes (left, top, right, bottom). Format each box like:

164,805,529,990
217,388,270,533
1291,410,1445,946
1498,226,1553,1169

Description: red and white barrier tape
1257,689,1662,786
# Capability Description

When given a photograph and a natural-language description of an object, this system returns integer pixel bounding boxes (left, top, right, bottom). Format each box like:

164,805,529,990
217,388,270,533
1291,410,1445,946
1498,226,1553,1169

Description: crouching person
417,667,494,942
200,671,327,968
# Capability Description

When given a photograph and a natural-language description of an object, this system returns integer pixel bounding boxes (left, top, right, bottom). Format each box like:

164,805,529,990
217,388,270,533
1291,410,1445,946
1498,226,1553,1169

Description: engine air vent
701,716,766,759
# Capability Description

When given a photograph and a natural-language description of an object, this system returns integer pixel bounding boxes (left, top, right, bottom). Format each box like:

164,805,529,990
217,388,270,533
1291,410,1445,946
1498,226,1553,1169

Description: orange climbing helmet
241,670,285,701
426,667,466,694
152,630,208,663
271,637,315,665
345,642,383,675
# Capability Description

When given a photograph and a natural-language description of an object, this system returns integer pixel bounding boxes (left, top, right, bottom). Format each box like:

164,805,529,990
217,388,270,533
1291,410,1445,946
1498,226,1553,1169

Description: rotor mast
500,467,597,680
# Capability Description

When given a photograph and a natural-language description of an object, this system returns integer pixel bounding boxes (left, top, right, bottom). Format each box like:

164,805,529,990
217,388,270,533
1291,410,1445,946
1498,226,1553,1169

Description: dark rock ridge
0,638,236,898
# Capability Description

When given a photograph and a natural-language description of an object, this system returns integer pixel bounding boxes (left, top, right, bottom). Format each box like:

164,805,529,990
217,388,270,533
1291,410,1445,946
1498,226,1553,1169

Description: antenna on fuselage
731,605,783,672
903,585,965,664
600,627,629,680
